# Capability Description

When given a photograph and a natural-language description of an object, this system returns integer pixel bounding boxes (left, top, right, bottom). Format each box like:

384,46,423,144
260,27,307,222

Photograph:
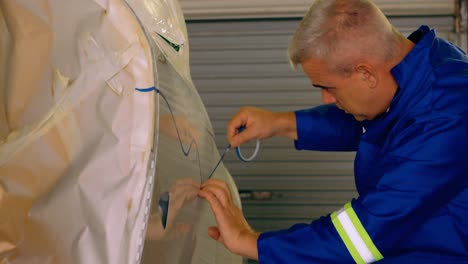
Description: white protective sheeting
0,0,242,263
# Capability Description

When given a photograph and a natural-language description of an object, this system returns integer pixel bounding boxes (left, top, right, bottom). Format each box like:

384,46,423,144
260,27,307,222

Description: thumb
208,226,221,241
231,127,257,147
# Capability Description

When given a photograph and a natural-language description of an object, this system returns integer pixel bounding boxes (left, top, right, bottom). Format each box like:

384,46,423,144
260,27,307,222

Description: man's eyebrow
312,83,335,89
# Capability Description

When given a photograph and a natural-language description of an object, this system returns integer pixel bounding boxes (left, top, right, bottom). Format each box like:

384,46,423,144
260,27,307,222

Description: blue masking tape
135,87,158,93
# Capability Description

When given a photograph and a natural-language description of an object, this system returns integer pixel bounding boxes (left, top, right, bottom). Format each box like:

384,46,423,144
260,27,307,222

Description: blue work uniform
258,26,468,263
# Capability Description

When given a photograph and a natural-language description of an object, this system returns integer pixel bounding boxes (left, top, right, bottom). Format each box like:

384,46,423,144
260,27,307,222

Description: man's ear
356,64,378,89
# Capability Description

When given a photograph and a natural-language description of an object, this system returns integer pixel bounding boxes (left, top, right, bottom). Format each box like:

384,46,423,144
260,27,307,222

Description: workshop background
181,1,467,262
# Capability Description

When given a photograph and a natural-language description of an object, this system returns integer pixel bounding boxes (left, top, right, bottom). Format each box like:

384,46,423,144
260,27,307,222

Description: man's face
302,58,379,121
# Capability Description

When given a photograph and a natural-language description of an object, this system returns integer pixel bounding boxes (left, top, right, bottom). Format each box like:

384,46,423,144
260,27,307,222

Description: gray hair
288,0,405,75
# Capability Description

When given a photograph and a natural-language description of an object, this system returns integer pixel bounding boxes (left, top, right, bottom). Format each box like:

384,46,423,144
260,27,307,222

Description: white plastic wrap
0,0,242,263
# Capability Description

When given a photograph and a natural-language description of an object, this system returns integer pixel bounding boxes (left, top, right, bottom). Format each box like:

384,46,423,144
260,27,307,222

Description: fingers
227,109,261,147
199,181,259,258
227,107,275,147
232,126,257,148
198,187,228,224
208,226,221,241
200,180,232,207
227,110,249,147
198,180,236,237
202,179,231,194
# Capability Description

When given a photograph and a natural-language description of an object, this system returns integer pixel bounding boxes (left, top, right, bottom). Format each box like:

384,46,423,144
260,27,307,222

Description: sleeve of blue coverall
294,104,362,151
258,116,468,263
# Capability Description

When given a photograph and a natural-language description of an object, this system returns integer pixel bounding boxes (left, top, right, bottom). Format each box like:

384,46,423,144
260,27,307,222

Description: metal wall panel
181,0,455,19
187,13,459,238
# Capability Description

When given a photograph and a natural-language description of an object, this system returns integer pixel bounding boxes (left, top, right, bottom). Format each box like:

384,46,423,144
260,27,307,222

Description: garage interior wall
182,0,465,243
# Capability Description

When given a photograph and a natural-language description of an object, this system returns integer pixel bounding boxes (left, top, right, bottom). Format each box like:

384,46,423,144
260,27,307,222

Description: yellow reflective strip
331,211,366,264
344,203,384,261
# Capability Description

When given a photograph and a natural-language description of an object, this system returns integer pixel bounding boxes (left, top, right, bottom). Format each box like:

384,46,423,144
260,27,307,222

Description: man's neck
387,38,416,71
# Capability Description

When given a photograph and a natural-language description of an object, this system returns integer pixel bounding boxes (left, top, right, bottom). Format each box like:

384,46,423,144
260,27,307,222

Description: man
198,0,468,263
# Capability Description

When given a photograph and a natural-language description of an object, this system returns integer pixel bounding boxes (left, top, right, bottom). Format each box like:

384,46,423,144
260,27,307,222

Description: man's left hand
198,179,260,260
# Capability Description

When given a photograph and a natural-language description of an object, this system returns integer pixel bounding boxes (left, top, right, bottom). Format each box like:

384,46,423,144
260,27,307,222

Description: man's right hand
227,107,297,147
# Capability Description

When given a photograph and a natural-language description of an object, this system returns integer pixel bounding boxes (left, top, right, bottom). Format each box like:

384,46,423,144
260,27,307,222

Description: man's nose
321,89,337,104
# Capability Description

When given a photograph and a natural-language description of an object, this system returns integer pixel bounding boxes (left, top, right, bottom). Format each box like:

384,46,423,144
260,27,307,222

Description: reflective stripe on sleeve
331,202,384,264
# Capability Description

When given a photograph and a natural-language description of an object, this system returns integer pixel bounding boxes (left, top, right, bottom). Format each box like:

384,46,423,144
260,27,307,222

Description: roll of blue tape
235,126,260,162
